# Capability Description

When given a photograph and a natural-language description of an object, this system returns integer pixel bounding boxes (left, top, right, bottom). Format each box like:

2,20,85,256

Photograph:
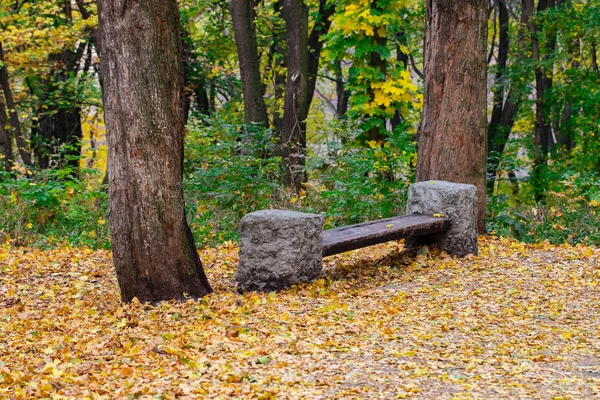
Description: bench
236,180,478,292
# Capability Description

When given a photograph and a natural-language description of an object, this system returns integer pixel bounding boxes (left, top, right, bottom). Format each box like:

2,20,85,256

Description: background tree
323,0,423,144
229,0,269,129
0,84,13,171
486,0,524,193
416,0,488,233
0,41,33,167
97,0,212,302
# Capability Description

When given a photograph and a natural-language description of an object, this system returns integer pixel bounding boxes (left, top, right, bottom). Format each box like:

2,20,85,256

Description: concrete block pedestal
405,180,478,256
236,210,324,292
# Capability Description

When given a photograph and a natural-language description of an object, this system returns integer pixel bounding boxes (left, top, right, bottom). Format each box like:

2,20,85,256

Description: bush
488,171,600,245
0,168,109,248
183,115,417,245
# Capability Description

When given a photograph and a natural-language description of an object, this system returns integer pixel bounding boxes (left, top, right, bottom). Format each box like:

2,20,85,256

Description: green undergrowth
1,116,599,249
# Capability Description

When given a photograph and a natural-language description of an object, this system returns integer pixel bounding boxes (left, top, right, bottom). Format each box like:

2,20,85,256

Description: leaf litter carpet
1,237,599,399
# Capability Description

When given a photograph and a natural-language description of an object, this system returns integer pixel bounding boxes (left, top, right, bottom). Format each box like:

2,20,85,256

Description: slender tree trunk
334,60,349,119
416,0,488,233
391,32,410,131
269,0,286,141
0,42,33,167
554,1,577,150
487,0,521,192
281,0,309,191
97,0,212,303
0,89,13,171
305,0,334,113
229,0,269,129
366,0,388,142
592,41,600,80
524,0,556,202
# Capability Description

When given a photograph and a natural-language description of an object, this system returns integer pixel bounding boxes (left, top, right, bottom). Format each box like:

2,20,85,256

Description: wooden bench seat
322,215,450,257
236,180,478,292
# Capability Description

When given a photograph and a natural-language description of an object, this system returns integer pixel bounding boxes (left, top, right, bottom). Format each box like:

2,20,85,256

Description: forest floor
1,236,599,399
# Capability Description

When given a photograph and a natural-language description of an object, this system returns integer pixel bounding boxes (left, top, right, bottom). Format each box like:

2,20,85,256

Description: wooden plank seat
322,214,450,257
236,180,479,292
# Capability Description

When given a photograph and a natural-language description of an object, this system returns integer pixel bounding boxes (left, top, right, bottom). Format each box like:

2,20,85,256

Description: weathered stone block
406,180,478,256
236,210,324,292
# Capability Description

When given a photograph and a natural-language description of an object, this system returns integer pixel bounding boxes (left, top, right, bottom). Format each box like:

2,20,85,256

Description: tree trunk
97,0,212,303
416,0,488,234
54,107,83,169
305,0,335,114
0,42,33,167
391,32,410,131
268,0,286,141
281,0,309,191
487,0,521,193
334,60,349,119
0,88,13,171
365,0,388,142
229,0,269,129
524,0,556,202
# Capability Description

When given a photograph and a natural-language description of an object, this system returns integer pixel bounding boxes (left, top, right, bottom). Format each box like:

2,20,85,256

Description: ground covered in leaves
1,237,599,399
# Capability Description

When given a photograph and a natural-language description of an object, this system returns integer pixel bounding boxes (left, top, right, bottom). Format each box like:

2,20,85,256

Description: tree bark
229,0,269,129
487,0,521,192
524,0,556,202
391,32,410,131
0,42,33,167
97,0,212,303
305,0,335,114
0,88,13,171
267,0,286,140
334,60,349,119
416,0,488,234
281,0,309,191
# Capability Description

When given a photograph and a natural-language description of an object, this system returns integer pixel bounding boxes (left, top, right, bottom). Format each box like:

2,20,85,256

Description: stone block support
406,180,478,256
236,210,324,292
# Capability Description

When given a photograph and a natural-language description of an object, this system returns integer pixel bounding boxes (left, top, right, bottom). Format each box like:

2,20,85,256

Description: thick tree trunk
54,107,83,169
97,0,212,303
281,0,309,191
32,115,53,169
0,42,33,167
28,3,87,172
416,0,488,234
0,89,13,171
229,0,269,129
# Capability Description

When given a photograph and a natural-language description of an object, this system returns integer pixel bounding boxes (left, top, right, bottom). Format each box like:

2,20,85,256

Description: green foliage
0,169,108,248
183,113,284,245
182,113,416,245
307,120,415,228
2,0,600,251
323,0,424,137
488,171,600,245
